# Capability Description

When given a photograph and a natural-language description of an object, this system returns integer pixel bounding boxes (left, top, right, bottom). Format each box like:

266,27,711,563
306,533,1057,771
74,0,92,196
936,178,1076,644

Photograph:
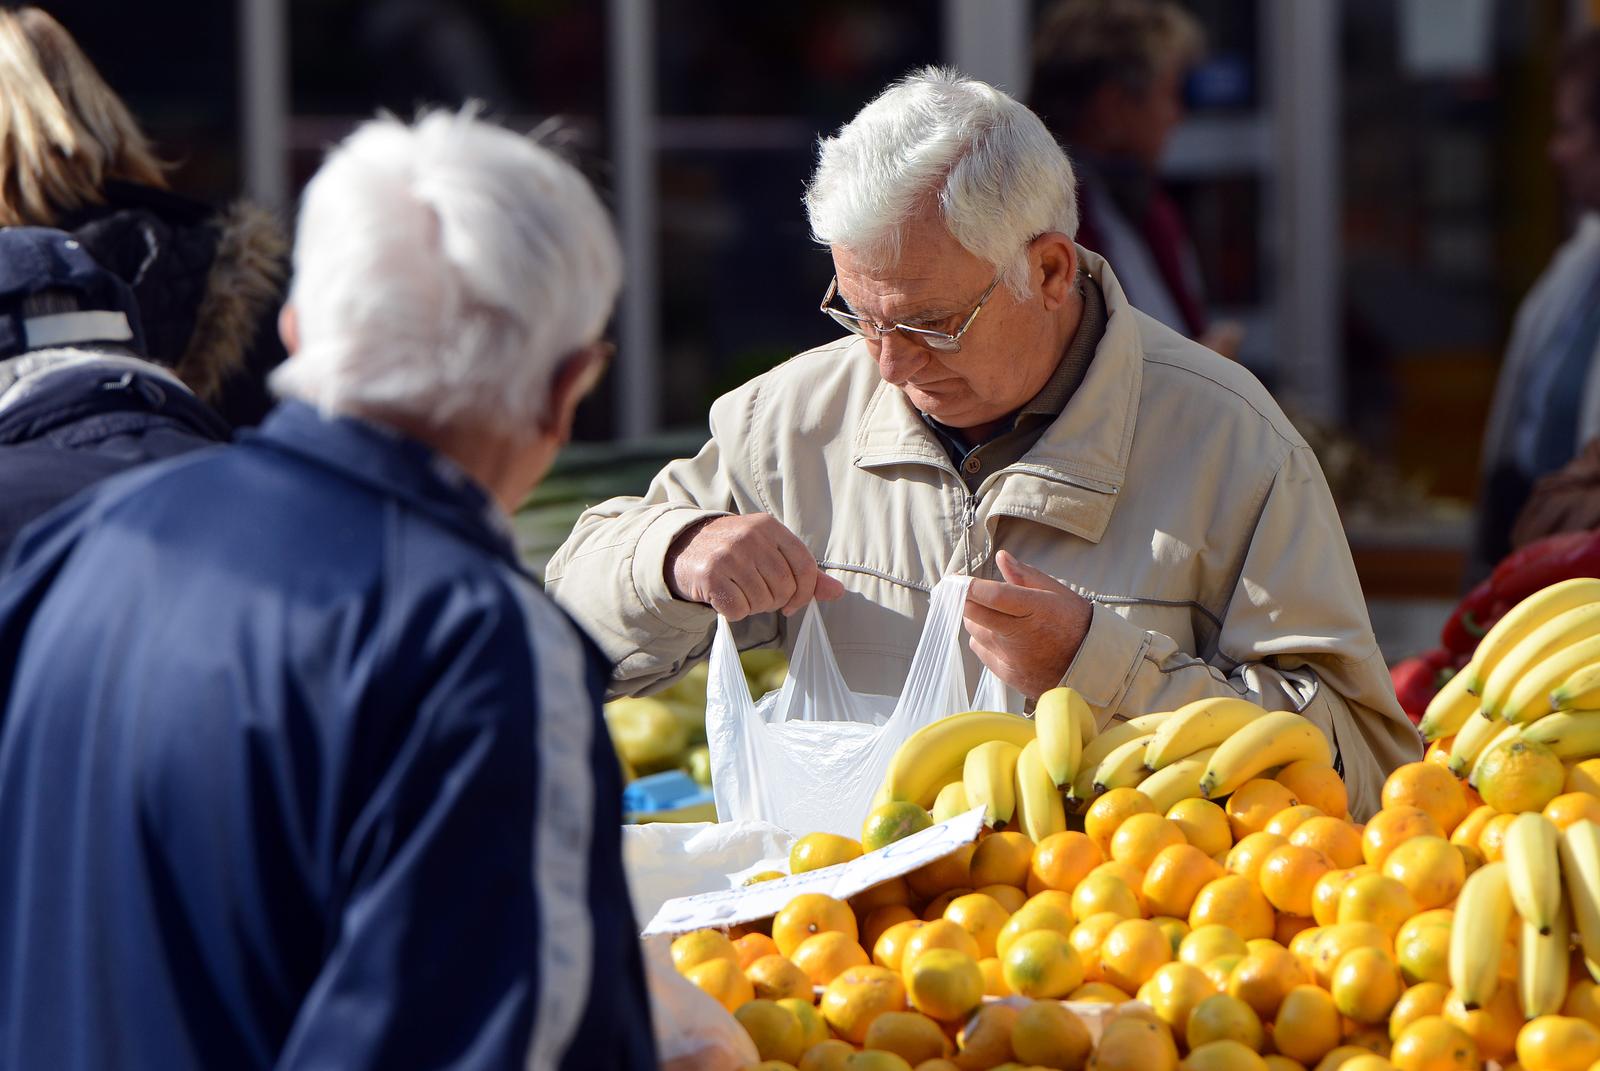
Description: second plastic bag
704,574,1015,836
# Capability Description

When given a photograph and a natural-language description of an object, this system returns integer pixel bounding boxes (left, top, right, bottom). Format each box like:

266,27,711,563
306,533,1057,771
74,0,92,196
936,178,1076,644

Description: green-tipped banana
1144,696,1265,770
1500,634,1600,725
964,740,1021,830
931,780,970,823
1449,708,1505,775
1137,746,1218,813
1014,738,1067,842
1479,602,1600,718
1505,813,1563,936
879,711,1035,808
1034,687,1088,789
1466,579,1600,694
1079,714,1168,776
1561,820,1600,982
1520,710,1600,760
1198,710,1331,799
1093,736,1152,794
1419,664,1479,742
1554,662,1600,711
1449,861,1513,1009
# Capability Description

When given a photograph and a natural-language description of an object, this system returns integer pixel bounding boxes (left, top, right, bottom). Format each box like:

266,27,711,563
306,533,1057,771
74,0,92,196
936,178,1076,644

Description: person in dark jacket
0,6,288,426
0,109,654,1070
0,226,230,557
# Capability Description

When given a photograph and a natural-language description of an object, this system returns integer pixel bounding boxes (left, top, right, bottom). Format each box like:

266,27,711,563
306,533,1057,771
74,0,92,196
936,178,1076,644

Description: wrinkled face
1551,76,1600,212
831,213,1067,432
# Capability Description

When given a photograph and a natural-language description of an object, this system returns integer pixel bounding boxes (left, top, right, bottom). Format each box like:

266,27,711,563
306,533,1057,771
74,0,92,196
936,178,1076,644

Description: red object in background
1391,647,1455,722
1440,578,1498,658
1438,529,1600,660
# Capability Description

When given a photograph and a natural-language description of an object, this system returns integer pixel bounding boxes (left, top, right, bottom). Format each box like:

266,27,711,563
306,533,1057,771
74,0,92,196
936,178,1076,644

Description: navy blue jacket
0,401,655,1070
0,359,231,560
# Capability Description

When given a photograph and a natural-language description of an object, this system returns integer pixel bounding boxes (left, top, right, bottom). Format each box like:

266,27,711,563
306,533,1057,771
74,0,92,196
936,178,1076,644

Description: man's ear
1030,233,1080,311
538,344,609,443
278,305,300,355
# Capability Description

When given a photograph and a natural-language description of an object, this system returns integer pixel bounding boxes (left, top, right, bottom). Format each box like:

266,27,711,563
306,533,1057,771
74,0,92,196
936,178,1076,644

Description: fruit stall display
656,578,1600,1071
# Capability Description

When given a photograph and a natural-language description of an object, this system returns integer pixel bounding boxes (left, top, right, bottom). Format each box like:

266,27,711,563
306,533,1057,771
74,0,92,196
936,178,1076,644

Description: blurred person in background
0,227,228,557
548,69,1417,817
1028,0,1241,359
0,110,654,1070
0,6,287,426
1470,28,1600,581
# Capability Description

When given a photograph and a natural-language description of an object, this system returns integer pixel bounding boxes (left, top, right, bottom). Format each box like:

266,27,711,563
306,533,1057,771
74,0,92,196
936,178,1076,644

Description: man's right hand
665,514,845,620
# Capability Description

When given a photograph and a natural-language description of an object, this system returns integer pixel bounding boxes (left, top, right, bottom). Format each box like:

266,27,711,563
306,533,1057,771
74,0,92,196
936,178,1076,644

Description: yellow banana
1448,707,1506,776
1465,578,1600,694
1501,634,1600,724
1554,662,1600,711
1561,820,1600,982
1467,721,1523,788
964,739,1021,830
931,780,970,824
1198,710,1332,799
1480,602,1600,718
1520,710,1600,761
1014,738,1067,842
1449,860,1514,1009
1079,714,1168,774
1144,696,1267,770
1034,687,1087,789
1137,746,1218,813
879,711,1035,807
1505,813,1563,936
1521,901,1572,1018
1418,664,1480,742
1093,736,1153,793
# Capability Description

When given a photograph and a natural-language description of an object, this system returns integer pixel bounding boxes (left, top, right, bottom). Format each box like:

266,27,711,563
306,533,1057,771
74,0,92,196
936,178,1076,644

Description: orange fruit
735,932,782,969
1230,943,1310,1021
1202,954,1244,993
1074,910,1129,983
851,875,913,915
797,1038,855,1071
775,894,859,957
1227,780,1301,839
1266,804,1328,838
1072,870,1142,923
1391,1016,1478,1071
1425,737,1455,767
1478,813,1519,862
1112,814,1187,871
1331,946,1403,1024
1362,807,1444,868
904,947,983,1022
1260,844,1335,917
862,1010,949,1065
1136,961,1215,1045
1144,843,1225,918
1382,763,1472,834
1315,1046,1382,1071
996,899,1074,959
1187,992,1266,1051
791,832,864,874
862,802,934,852
747,953,813,1001
1277,913,1317,947
1153,915,1192,955
906,843,974,899
1564,978,1600,1028
1186,1040,1271,1071
1476,740,1566,815
1291,817,1366,870
862,906,919,955
1515,1015,1600,1071
1544,793,1600,831
736,998,806,1064
1072,980,1134,1003
1101,918,1173,993
920,888,974,922
1338,874,1418,939
1012,998,1093,1069
969,831,1034,888
1394,921,1451,987
1312,866,1375,927
1275,985,1345,1066
1092,1014,1180,1071
1568,758,1600,796
672,928,741,972
977,955,1010,997
1308,924,1392,987
872,919,927,971
1189,874,1276,940
941,893,1009,959
955,1003,1022,1070
1086,788,1159,855
819,962,906,1043
1278,762,1350,818
899,919,980,980
1001,927,1084,1000
1226,832,1290,882
975,882,1027,914
1395,909,1455,949
793,931,871,986
1180,923,1250,967
1028,830,1104,893
1381,836,1465,911
781,996,828,1049
1449,804,1496,849
1443,984,1522,1064
1091,859,1149,895
684,956,756,1012
1390,983,1450,1042
1168,798,1234,857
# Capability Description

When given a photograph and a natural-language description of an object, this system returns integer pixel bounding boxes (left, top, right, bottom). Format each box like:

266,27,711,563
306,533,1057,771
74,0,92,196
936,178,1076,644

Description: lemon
863,801,935,852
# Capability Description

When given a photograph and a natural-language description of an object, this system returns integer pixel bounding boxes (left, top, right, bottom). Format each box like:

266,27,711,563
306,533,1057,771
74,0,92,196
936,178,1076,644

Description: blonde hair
0,7,167,227
1030,0,1205,134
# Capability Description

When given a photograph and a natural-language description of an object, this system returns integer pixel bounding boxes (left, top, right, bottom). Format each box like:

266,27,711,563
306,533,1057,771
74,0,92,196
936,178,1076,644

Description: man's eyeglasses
819,273,1002,354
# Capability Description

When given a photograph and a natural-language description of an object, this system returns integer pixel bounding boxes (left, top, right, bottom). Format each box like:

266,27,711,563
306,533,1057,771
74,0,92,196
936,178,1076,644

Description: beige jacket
547,250,1419,817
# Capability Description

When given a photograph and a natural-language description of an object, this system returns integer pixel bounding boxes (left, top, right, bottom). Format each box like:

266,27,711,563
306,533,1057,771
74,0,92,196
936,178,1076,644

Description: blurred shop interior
36,0,1600,659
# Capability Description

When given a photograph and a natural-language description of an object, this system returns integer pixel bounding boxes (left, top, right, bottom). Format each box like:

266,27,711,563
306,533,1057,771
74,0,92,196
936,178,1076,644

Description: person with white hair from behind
0,108,656,1070
548,67,1419,819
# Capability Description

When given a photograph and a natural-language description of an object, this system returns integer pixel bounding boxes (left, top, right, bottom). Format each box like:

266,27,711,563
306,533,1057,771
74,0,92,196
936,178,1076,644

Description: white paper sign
641,807,988,937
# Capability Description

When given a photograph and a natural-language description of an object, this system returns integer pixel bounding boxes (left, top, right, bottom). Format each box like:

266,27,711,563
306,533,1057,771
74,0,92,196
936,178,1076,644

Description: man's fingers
706,580,753,621
773,536,820,615
995,550,1072,595
965,577,1039,617
963,602,1017,639
814,573,845,601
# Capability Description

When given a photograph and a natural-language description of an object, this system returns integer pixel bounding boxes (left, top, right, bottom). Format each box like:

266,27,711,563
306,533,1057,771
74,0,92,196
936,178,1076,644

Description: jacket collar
245,400,522,567
852,247,1142,543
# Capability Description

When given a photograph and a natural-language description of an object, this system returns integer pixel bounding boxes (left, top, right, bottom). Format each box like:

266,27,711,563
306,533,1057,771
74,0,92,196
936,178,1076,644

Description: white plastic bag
705,574,1015,835
641,934,760,1071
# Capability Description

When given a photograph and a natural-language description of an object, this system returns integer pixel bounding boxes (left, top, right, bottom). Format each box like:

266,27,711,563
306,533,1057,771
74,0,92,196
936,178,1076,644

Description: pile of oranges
667,754,1600,1071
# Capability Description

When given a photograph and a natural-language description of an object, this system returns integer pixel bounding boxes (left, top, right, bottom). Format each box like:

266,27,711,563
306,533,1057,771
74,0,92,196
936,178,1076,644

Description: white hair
804,66,1078,298
270,107,621,435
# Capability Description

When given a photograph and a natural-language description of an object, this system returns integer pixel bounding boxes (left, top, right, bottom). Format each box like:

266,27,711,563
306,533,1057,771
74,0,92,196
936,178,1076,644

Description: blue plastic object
622,769,715,816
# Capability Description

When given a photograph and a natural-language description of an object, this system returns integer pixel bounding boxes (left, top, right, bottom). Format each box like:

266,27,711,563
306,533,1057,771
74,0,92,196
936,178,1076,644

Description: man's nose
874,331,929,385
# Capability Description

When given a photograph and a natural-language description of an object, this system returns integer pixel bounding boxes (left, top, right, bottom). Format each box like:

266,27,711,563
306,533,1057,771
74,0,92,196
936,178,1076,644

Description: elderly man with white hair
0,111,655,1070
548,68,1418,818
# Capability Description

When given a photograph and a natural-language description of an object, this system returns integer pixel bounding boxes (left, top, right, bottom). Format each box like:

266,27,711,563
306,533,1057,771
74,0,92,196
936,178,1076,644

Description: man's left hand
964,549,1093,700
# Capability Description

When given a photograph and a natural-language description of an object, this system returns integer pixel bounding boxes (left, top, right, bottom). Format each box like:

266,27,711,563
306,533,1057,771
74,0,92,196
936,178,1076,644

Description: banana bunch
1450,814,1600,1017
1418,578,1600,773
875,687,1096,839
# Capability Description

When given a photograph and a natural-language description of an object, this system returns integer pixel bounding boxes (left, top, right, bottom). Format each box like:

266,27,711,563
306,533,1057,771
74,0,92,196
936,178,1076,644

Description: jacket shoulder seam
1141,352,1301,452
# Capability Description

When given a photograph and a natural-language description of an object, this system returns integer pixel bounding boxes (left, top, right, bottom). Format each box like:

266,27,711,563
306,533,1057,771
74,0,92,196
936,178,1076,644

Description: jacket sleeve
1060,444,1420,819
544,389,785,696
